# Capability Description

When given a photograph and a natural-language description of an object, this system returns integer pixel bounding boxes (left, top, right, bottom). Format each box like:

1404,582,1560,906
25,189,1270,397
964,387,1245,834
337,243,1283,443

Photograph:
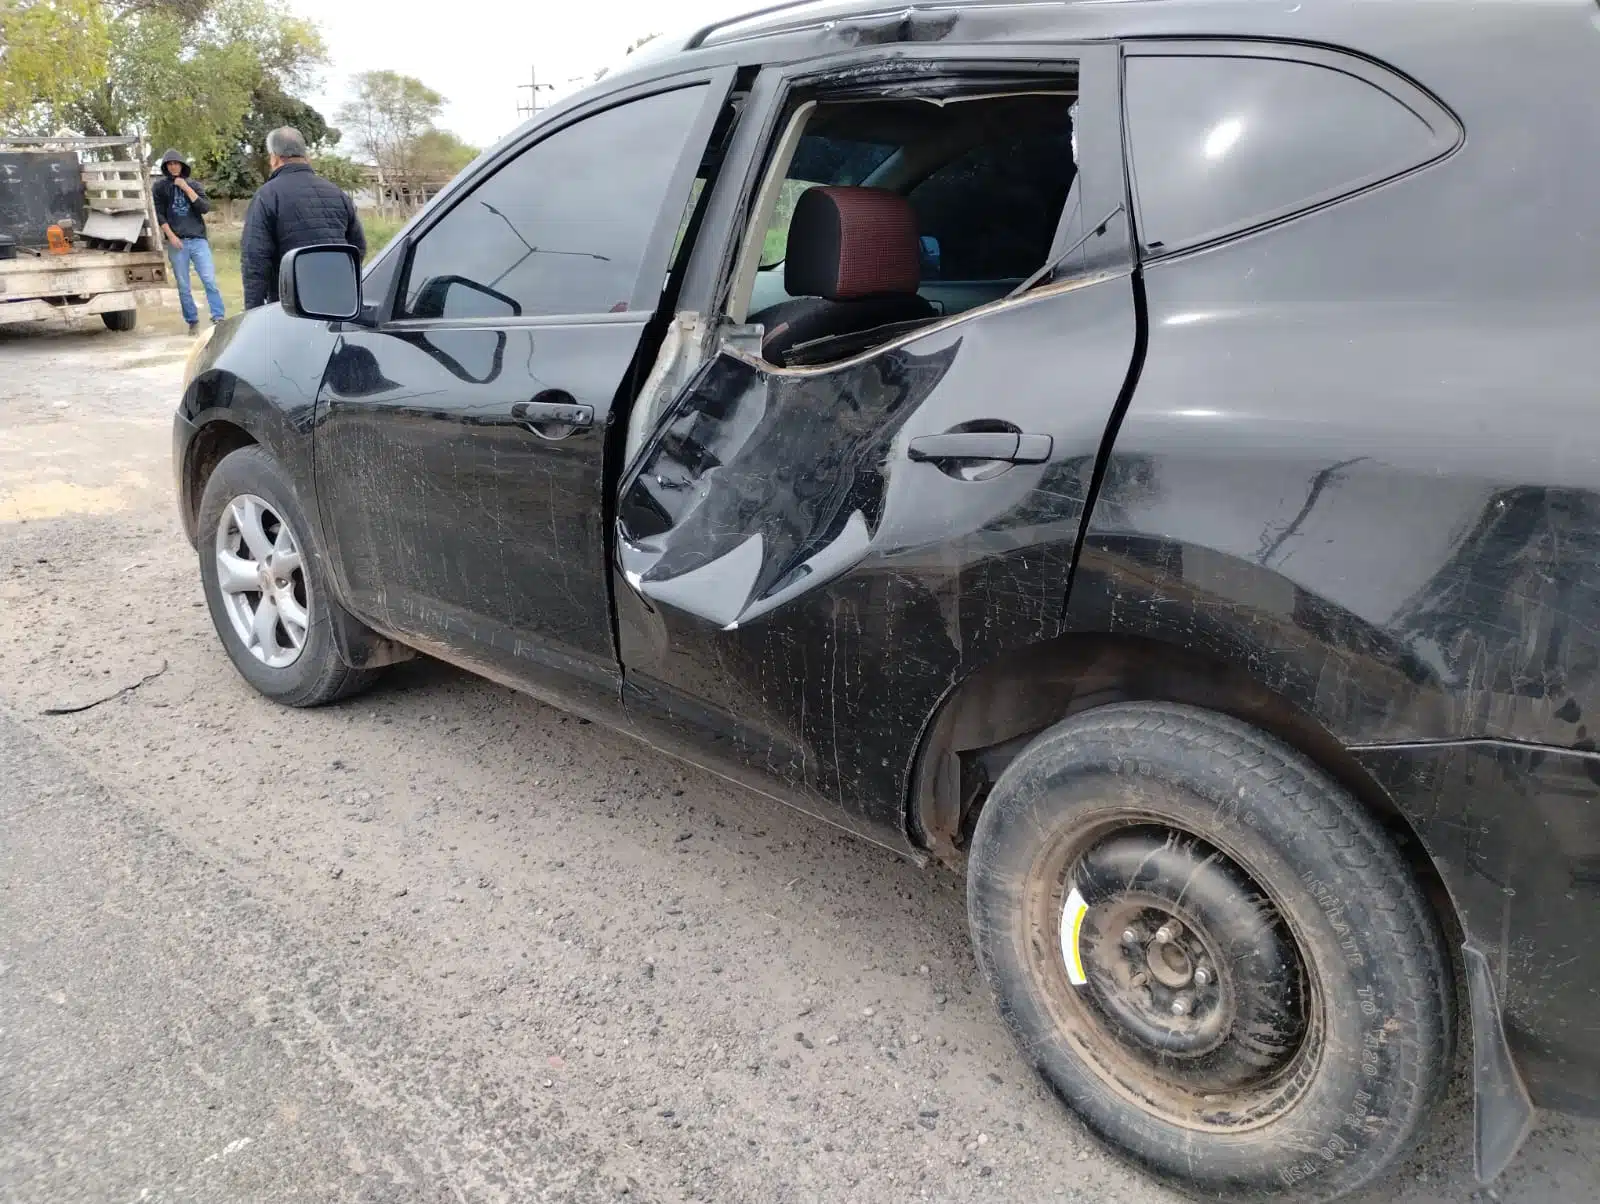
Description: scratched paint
614,273,1139,834
167,0,1600,1144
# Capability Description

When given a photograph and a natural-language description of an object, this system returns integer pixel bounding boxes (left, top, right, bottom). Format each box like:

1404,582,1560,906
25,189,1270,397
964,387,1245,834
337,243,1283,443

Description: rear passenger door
612,44,1139,844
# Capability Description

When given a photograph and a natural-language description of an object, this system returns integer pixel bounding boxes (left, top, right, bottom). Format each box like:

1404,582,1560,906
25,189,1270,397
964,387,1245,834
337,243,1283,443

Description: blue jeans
168,237,225,324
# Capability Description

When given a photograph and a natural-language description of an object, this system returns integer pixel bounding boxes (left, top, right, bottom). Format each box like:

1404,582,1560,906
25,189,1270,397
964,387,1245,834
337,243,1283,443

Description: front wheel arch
196,445,384,706
181,417,256,544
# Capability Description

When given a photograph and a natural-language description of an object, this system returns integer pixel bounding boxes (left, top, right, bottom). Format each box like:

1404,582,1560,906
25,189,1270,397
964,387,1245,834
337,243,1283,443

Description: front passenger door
314,76,729,717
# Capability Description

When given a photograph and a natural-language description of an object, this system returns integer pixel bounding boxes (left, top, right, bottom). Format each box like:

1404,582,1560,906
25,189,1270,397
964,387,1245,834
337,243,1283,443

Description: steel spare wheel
966,702,1453,1202
1044,823,1318,1127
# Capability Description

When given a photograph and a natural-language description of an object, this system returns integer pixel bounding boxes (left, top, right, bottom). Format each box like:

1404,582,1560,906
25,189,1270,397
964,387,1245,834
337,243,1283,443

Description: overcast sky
291,0,754,151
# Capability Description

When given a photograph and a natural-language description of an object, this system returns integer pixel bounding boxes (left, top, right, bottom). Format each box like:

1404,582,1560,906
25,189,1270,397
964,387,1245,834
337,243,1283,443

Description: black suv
173,2,1600,1198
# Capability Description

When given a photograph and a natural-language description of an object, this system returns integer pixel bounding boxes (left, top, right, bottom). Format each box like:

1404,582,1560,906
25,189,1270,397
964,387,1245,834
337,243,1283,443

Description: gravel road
2,319,1596,1203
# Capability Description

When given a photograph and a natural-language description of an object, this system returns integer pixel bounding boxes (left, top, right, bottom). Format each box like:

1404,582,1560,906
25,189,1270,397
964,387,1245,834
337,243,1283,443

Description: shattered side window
907,96,1077,282
760,135,897,266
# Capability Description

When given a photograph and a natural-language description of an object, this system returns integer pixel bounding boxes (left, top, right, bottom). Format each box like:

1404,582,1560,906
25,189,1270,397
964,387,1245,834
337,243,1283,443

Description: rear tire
197,446,382,707
967,702,1452,1202
101,309,137,332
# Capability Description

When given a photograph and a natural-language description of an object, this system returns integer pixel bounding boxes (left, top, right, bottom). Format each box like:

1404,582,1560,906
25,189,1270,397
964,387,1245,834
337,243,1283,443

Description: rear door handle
512,394,594,432
907,432,1053,464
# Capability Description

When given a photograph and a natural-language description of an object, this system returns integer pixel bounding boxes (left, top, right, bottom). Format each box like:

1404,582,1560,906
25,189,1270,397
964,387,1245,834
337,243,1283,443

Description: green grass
362,215,405,258
143,212,407,334
761,180,811,267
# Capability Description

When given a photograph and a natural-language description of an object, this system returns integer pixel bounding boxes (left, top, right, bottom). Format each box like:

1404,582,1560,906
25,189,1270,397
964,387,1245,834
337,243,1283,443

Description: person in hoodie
152,149,225,334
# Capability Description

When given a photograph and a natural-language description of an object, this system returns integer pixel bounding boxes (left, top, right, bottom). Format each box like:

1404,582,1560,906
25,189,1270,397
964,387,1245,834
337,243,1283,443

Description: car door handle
906,432,1053,464
512,395,594,432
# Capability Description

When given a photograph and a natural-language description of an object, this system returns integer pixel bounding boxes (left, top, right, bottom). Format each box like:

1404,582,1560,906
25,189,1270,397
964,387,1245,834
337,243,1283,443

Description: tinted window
1125,55,1443,254
908,100,1076,281
402,85,707,319
788,135,897,186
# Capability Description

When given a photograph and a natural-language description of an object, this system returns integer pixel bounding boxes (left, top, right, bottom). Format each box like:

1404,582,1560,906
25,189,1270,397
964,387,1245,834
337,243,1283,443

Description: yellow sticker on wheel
1061,886,1090,986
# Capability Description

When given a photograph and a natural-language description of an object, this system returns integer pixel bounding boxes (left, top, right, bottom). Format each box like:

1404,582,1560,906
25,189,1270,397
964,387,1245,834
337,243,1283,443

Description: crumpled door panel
620,339,962,629
615,278,1139,837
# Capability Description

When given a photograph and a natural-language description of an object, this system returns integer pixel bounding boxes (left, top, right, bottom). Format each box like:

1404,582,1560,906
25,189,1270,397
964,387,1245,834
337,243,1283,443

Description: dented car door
613,45,1138,843
313,73,732,716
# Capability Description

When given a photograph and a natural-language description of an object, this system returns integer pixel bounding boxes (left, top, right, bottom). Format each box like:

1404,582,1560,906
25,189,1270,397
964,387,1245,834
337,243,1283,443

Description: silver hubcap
214,493,310,669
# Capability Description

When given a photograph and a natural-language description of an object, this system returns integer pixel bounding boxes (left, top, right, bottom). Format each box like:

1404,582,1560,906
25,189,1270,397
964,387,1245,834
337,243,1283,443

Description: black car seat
750,185,936,364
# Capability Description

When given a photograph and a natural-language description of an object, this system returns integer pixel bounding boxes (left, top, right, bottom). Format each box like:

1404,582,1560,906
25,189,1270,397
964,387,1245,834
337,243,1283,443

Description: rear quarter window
1124,51,1460,256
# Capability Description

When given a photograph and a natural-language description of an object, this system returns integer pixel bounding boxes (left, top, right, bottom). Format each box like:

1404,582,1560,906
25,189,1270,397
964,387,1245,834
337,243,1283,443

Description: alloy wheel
213,493,311,670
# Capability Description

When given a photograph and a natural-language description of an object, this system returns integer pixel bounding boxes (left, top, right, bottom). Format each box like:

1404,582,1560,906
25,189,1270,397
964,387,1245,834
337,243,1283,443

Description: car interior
725,83,1080,368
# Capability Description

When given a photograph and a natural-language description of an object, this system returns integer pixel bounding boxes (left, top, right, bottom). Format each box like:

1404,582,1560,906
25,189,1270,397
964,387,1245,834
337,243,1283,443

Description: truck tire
967,702,1453,1202
101,309,137,332
196,446,383,707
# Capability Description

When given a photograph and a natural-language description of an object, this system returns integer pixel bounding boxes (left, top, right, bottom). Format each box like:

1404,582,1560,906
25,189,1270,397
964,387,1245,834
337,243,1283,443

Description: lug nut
1193,965,1212,988
1154,922,1181,946
1121,928,1140,946
1170,995,1192,1017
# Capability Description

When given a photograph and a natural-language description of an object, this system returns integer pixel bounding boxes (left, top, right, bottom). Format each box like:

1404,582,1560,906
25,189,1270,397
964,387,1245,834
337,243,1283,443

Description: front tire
197,446,381,706
102,309,137,332
967,703,1452,1202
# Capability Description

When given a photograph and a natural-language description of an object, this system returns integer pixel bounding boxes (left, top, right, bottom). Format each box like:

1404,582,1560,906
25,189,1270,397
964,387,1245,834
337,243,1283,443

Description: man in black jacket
240,127,366,310
152,149,225,334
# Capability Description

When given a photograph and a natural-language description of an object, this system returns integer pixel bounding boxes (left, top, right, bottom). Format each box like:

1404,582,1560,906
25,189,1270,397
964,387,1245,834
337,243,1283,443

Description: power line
515,66,591,122
515,65,554,121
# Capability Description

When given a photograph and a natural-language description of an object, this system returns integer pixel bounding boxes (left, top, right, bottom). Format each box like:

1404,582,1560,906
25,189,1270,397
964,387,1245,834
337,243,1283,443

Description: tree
337,70,446,211
0,0,109,122
207,0,319,88
409,129,476,180
199,82,337,196
311,153,364,194
51,0,325,165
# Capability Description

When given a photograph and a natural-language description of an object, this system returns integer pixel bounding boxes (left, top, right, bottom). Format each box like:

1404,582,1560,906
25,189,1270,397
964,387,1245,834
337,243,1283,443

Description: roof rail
685,1,871,50
684,2,1067,51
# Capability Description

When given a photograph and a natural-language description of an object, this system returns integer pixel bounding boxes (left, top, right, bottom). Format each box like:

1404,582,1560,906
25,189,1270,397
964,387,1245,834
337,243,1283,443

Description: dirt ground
1,317,1596,1203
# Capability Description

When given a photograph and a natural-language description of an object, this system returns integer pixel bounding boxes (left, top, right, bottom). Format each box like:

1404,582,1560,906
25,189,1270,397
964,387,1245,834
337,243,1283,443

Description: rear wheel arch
907,632,1464,951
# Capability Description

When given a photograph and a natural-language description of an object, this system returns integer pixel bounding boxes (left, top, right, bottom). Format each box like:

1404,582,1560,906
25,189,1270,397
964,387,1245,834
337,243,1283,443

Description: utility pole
516,65,554,121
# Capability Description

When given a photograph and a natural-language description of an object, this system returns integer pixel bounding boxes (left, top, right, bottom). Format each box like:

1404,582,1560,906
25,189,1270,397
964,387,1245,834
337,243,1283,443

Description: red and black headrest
784,186,922,302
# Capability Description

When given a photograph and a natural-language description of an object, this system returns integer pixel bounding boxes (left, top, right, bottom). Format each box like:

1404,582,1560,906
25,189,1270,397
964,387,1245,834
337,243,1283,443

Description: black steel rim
1024,816,1322,1131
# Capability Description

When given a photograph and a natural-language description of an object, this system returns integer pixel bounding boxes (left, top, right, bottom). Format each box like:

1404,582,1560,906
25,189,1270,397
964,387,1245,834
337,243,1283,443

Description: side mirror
280,244,362,322
919,234,942,277
410,273,520,321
